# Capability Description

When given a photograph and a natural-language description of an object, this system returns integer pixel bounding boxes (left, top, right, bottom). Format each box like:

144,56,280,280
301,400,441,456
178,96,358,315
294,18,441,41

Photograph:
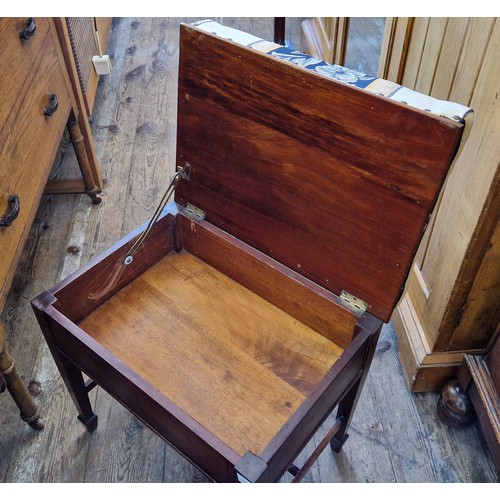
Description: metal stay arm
123,166,189,265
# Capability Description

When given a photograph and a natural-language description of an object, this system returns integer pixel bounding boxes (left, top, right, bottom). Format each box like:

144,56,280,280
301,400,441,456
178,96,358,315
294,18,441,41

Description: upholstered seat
193,19,472,124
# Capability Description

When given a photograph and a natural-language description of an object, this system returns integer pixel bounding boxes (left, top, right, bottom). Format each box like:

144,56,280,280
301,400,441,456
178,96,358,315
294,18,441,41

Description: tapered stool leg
331,321,382,452
0,323,44,430
330,377,361,452
31,294,98,431
53,350,98,432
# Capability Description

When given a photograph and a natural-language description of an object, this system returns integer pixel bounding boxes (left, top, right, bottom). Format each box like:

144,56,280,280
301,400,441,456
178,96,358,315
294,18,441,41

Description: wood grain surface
0,18,496,484
175,24,464,323
79,251,344,457
179,212,358,348
0,20,72,309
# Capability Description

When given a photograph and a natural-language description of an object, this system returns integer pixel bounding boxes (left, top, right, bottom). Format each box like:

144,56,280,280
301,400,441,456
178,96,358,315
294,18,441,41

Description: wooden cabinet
460,325,500,473
439,323,500,474
302,17,500,392
0,18,72,307
0,17,104,428
65,17,112,114
0,17,103,311
388,18,500,391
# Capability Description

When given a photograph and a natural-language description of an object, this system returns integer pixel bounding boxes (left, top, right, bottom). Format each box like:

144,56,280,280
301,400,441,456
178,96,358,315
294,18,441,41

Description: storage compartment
34,207,375,482
76,212,356,458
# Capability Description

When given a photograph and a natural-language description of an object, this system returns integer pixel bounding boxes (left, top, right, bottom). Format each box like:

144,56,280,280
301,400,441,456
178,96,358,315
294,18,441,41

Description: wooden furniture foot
437,379,476,427
0,323,44,430
77,410,98,432
330,431,350,453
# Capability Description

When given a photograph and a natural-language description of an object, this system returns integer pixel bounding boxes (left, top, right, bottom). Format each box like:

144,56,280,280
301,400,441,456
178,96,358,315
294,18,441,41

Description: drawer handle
0,195,20,227
19,18,37,40
44,94,59,116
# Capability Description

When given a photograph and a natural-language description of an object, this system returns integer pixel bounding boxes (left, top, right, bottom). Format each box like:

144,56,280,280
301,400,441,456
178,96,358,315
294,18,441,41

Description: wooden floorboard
0,17,497,484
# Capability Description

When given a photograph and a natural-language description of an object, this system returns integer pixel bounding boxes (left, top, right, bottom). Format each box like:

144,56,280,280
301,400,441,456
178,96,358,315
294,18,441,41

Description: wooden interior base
79,250,345,457
32,207,379,482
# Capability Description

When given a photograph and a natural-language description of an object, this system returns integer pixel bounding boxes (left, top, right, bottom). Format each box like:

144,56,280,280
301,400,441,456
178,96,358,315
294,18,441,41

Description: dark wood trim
274,18,285,45
51,211,176,322
462,353,500,472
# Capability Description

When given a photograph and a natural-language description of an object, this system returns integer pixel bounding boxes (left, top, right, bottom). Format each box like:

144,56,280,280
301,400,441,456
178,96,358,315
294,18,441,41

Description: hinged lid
174,24,464,322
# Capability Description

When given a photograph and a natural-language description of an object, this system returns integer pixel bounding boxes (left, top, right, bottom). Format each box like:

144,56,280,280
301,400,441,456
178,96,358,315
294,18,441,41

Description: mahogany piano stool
32,22,471,482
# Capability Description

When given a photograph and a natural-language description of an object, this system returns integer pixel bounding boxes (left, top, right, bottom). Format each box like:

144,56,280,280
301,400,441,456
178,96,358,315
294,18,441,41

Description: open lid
174,24,464,322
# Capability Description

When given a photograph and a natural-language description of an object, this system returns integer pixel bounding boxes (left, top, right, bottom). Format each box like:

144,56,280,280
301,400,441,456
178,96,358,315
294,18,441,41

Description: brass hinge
340,290,368,315
182,202,206,222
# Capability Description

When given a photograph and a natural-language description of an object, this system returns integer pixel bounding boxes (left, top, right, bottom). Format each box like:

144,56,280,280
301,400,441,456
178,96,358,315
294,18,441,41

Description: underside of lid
174,24,464,322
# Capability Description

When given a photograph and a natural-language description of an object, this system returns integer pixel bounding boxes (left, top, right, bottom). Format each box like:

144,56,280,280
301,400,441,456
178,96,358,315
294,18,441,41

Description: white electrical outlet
92,55,112,75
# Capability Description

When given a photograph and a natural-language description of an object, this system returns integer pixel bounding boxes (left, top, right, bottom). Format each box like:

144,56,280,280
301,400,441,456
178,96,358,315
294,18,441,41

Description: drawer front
0,17,51,131
0,27,71,307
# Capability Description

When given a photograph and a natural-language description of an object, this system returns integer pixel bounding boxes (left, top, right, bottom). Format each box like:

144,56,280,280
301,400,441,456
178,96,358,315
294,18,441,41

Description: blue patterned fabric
193,20,472,122
267,46,377,90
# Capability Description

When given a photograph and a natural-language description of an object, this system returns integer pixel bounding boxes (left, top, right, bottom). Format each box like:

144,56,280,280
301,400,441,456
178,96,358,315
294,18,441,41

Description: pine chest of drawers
0,17,74,309
0,17,102,429
0,17,102,311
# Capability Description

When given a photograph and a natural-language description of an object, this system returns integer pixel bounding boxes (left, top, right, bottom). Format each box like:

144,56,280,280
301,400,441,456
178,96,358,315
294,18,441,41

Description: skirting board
392,294,483,393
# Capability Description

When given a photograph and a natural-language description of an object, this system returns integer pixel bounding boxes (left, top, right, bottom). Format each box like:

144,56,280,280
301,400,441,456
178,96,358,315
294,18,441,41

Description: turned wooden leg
67,115,102,205
0,323,44,430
